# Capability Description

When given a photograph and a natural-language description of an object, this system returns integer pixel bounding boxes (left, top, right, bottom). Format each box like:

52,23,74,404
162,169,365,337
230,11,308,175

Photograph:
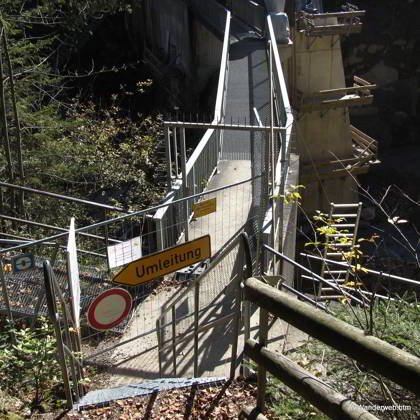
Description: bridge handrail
267,14,292,130
153,11,231,249
265,14,294,251
214,11,231,123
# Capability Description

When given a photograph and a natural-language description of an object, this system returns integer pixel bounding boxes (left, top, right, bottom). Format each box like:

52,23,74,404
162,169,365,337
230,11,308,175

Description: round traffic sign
87,288,132,331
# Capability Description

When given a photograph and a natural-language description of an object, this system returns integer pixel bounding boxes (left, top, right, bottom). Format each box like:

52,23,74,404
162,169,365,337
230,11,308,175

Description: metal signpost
11,253,34,273
113,235,211,286
87,288,133,331
192,198,217,218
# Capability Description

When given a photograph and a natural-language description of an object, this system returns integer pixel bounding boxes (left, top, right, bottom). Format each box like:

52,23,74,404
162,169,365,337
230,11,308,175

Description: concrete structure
280,4,377,213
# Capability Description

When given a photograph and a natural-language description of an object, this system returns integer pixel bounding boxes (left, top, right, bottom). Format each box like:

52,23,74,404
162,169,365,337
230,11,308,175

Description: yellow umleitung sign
113,235,211,286
192,198,217,218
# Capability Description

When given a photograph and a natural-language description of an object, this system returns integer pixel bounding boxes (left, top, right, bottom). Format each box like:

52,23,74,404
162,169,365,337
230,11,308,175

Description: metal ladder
317,202,363,301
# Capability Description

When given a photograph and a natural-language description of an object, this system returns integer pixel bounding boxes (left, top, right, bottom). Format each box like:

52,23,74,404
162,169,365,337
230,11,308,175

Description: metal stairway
317,202,363,301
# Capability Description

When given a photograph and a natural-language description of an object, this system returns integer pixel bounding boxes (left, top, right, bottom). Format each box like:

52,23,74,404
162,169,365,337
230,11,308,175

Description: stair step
331,203,360,208
331,213,358,218
325,270,348,274
328,243,353,247
326,233,354,237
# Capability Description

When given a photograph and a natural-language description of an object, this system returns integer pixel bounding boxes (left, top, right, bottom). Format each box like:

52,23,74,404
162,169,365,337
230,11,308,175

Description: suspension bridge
1,0,418,417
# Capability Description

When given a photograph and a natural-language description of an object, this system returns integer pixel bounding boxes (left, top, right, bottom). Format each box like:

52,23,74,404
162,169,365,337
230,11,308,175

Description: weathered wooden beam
317,84,376,96
300,165,370,183
243,277,420,397
301,11,366,19
351,125,378,147
354,76,371,86
304,24,363,36
245,339,378,420
301,95,373,111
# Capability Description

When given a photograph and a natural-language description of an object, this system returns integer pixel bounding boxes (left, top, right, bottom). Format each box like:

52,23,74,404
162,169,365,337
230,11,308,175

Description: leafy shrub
0,318,61,409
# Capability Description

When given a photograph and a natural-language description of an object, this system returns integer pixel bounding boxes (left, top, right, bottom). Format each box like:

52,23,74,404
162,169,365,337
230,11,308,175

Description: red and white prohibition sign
87,288,132,331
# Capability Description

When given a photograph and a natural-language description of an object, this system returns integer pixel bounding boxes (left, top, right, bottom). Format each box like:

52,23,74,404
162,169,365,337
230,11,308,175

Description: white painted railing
264,14,295,268
153,11,231,251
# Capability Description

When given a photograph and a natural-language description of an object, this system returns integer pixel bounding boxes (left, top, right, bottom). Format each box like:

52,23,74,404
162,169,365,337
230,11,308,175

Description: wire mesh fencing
156,232,252,380
80,178,259,387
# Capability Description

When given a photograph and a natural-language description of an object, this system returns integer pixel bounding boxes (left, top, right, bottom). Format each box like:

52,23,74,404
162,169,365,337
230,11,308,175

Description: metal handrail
157,231,252,324
301,252,420,288
264,15,294,259
0,175,261,254
0,181,131,213
155,231,252,377
263,244,364,305
153,10,231,249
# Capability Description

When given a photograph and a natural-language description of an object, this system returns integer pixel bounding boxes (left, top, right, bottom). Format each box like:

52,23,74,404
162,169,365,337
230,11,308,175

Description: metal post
156,319,163,377
155,217,164,251
216,129,220,168
257,307,269,412
43,261,73,409
192,166,197,197
171,306,177,376
0,260,15,343
0,260,13,321
165,126,172,187
60,294,80,402
230,248,244,379
173,127,179,178
64,252,82,400
242,300,251,377
180,128,189,242
241,232,253,376
193,280,200,377
269,41,276,264
103,209,110,271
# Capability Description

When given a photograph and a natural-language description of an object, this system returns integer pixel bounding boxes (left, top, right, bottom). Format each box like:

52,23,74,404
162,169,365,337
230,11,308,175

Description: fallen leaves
61,379,258,420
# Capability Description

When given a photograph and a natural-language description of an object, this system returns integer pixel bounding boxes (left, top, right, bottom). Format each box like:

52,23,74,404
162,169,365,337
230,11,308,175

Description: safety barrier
153,10,231,251
242,277,420,418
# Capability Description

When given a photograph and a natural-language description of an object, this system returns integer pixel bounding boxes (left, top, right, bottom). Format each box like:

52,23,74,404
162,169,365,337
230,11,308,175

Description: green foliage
0,318,61,408
0,0,165,234
336,294,420,357
27,100,164,210
273,185,305,205
266,378,328,419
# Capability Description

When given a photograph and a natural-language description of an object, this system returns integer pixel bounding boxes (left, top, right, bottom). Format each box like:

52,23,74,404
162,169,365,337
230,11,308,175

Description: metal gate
156,232,252,379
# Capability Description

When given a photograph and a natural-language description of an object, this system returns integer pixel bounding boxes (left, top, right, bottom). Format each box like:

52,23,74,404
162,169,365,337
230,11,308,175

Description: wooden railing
241,277,420,419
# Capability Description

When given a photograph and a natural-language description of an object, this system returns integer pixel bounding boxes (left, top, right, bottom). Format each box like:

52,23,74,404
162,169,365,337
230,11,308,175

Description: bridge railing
228,0,266,35
153,11,231,251
263,14,295,269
